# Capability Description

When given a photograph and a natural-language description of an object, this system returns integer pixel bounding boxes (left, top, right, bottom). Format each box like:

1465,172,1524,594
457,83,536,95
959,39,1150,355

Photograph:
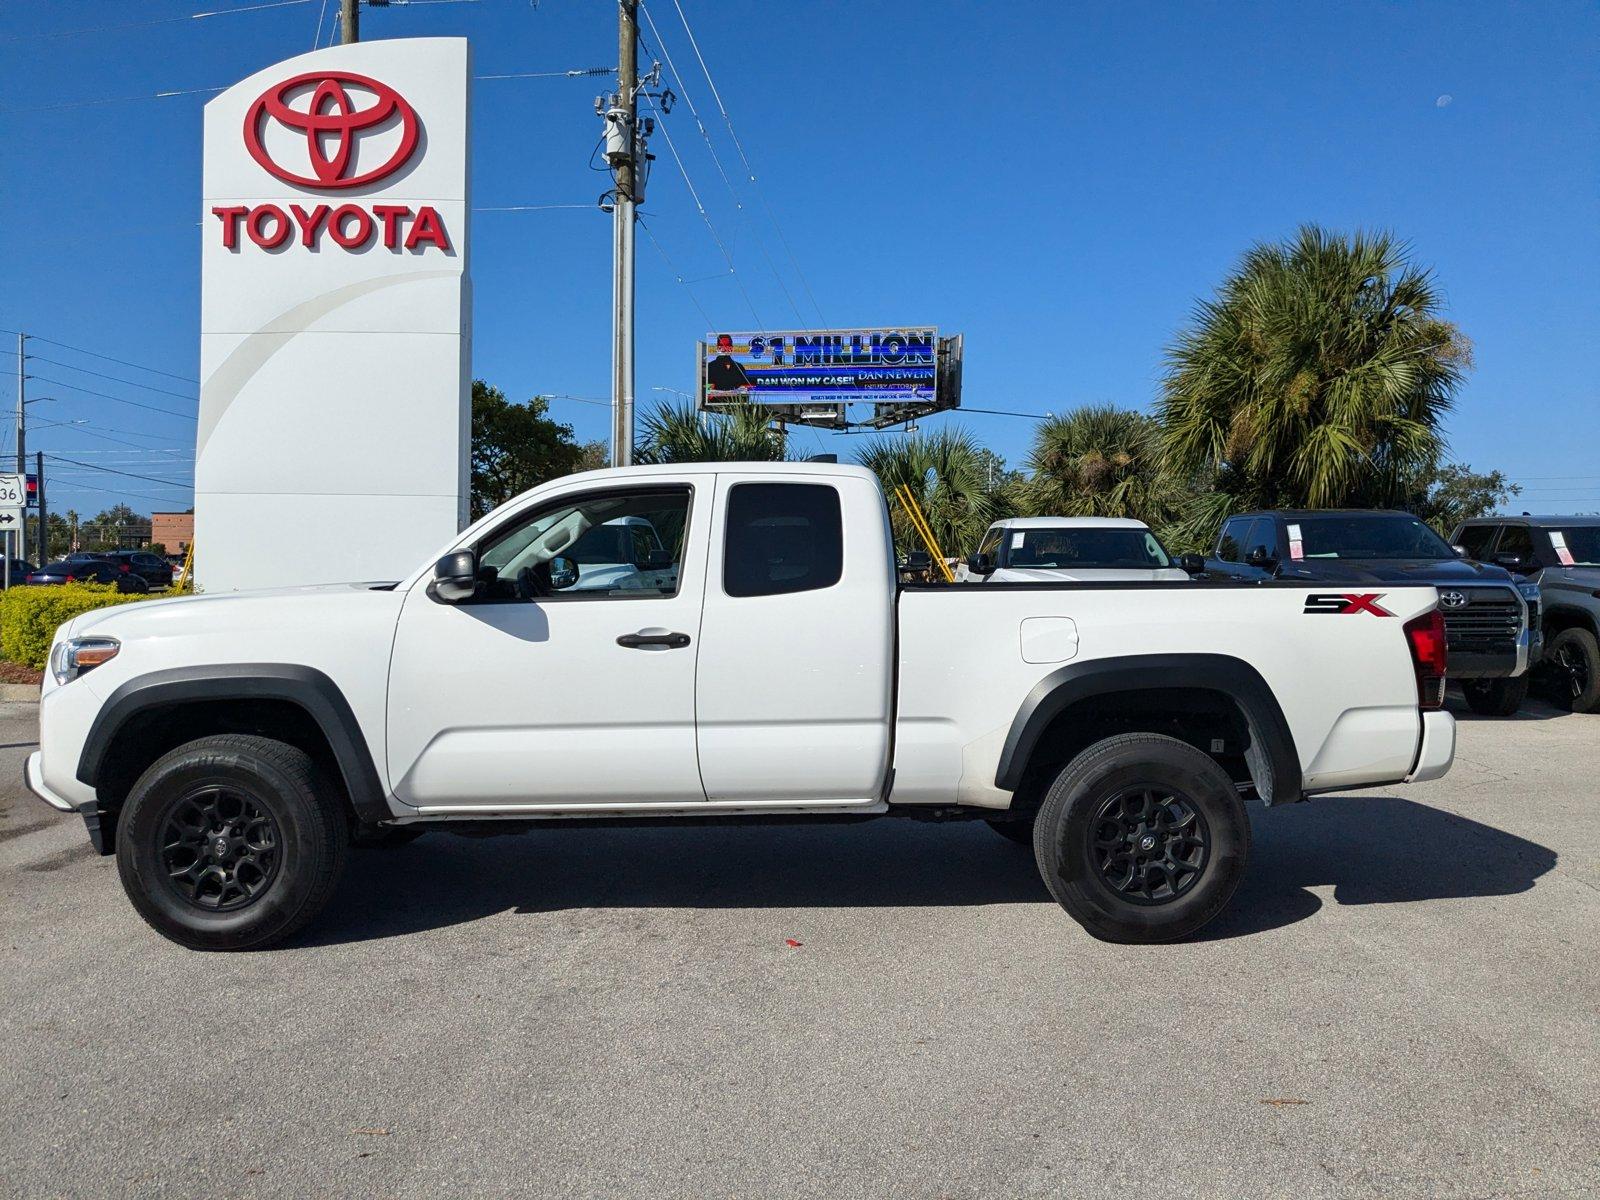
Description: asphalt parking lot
2,695,1597,1200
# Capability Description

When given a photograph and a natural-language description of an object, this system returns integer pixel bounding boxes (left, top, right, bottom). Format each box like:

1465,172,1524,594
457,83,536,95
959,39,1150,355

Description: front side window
477,488,690,600
1455,524,1499,560
723,482,842,597
1495,525,1536,563
1004,527,1171,569
1217,518,1250,561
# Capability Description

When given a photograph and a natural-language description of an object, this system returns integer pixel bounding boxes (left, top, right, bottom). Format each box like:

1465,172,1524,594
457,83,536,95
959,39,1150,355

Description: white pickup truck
26,463,1456,950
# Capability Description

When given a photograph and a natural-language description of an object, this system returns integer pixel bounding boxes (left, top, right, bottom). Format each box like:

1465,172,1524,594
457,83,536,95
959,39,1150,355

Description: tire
1548,627,1600,713
115,734,348,951
1033,733,1251,944
984,815,1035,846
1462,674,1529,717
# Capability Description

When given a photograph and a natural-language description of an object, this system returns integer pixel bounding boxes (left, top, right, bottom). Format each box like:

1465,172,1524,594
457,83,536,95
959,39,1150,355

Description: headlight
50,637,120,686
1516,581,1541,602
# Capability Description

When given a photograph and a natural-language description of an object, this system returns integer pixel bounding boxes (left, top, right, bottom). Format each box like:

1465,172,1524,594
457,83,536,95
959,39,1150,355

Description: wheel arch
77,665,389,827
1542,602,1599,640
994,654,1302,807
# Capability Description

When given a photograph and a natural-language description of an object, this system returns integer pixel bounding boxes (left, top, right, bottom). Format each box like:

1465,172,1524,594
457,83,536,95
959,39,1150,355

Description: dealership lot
2,697,1596,1199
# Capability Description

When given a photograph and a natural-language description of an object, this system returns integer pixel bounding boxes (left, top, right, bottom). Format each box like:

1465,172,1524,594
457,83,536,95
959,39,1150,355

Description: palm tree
1025,405,1185,533
855,427,996,557
635,399,788,464
1159,226,1470,532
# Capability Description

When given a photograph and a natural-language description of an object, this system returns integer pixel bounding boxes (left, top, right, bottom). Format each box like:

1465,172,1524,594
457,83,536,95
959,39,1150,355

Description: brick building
151,511,194,554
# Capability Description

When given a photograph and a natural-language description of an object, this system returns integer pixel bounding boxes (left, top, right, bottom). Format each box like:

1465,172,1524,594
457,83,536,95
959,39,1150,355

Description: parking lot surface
2,695,1597,1199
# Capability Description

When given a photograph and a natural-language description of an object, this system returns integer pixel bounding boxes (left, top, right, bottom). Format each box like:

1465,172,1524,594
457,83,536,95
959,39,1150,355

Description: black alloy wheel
159,785,282,911
1555,640,1591,703
1089,786,1210,905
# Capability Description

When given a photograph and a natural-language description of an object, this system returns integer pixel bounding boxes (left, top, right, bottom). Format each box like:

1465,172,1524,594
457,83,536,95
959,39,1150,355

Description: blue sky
2,0,1597,521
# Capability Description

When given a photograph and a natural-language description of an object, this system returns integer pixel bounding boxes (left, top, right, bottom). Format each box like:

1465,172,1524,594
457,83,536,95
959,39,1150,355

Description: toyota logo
244,71,419,190
1440,590,1469,609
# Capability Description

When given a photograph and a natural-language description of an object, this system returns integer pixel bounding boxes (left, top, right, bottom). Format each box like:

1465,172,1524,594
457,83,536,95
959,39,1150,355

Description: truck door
386,478,710,809
694,474,894,803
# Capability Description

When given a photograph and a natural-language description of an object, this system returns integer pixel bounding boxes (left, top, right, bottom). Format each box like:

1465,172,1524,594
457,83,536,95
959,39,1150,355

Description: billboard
700,328,938,408
197,38,471,591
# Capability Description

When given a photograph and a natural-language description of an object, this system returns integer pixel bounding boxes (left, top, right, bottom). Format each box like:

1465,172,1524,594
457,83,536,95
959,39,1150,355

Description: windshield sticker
1551,531,1575,566
1011,532,1025,549
1286,523,1304,560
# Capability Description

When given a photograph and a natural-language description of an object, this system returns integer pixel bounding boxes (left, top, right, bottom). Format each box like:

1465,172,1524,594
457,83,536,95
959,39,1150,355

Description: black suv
1451,515,1600,713
105,550,175,589
1208,509,1541,715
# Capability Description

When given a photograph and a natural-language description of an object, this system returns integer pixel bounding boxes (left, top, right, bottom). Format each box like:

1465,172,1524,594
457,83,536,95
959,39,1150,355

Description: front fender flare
994,653,1303,805
76,664,390,824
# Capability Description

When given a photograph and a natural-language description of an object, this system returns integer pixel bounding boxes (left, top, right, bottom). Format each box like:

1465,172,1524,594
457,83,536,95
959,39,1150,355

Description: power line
0,86,227,116
639,89,763,328
664,0,826,328
637,0,808,330
24,356,197,401
43,478,190,507
637,215,717,332
44,454,193,490
21,376,197,422
0,329,197,384
476,67,614,81
0,0,315,43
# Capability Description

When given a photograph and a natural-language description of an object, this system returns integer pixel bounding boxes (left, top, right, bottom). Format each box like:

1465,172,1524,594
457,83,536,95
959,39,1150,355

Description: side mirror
1245,545,1277,570
1451,544,1468,558
967,551,995,576
427,549,478,604
1494,553,1530,575
549,554,579,591
1179,554,1207,576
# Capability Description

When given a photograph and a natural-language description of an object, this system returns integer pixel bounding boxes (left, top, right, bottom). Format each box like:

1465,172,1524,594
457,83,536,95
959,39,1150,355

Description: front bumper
1406,711,1456,783
25,750,74,811
1448,625,1536,680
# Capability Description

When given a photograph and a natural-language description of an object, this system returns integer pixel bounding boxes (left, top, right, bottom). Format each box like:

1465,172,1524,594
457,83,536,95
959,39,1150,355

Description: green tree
1409,462,1522,534
855,427,995,557
80,504,148,551
470,380,588,520
1159,226,1471,541
635,399,787,464
1025,405,1187,535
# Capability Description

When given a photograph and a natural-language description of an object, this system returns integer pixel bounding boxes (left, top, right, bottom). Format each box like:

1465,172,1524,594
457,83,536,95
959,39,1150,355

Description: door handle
616,628,692,650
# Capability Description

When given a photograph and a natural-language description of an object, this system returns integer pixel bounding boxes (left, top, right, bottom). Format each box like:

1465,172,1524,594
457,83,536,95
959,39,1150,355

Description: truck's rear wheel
115,734,348,951
1462,675,1529,717
1548,627,1600,713
1033,733,1250,943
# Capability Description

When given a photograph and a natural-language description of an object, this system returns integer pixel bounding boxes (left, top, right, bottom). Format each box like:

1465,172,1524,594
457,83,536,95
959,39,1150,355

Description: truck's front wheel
115,735,348,951
1033,734,1250,944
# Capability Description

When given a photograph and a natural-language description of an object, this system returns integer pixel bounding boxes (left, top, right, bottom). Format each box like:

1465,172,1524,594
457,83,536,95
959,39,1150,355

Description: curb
0,683,40,703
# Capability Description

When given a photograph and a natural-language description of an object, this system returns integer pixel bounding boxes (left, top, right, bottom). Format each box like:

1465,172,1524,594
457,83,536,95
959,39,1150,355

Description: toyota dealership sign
198,39,471,592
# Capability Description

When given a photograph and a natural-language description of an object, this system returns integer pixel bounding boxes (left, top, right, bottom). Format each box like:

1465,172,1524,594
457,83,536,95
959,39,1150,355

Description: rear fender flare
994,653,1302,805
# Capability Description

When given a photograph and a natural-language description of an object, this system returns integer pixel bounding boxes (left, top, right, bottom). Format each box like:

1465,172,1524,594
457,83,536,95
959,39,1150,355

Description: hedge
0,583,149,670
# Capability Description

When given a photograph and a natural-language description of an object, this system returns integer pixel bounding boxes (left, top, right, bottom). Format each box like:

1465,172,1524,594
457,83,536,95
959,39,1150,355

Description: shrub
0,583,148,669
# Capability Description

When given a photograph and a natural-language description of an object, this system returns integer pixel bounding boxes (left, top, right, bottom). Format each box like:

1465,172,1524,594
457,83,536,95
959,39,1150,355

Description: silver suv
1451,516,1600,713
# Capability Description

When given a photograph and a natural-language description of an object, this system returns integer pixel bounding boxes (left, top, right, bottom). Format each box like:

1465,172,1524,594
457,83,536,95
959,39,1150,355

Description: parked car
1,557,34,586
26,463,1454,951
1206,509,1539,716
963,517,1199,582
27,558,149,593
105,550,176,589
1451,515,1600,713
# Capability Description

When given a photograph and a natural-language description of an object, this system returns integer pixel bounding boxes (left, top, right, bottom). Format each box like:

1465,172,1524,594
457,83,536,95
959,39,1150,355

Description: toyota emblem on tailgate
1440,590,1468,609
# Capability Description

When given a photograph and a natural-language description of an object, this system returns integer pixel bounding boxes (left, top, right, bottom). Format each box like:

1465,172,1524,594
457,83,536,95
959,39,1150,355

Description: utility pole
607,0,639,467
340,0,359,44
14,332,25,566
35,450,45,565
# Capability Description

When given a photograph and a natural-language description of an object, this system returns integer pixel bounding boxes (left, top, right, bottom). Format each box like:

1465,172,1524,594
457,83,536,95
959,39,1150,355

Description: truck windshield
1294,515,1454,560
1006,528,1171,569
1550,528,1600,566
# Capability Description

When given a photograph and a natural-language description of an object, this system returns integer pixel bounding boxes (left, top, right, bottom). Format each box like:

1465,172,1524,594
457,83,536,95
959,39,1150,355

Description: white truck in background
27,463,1455,950
963,516,1197,583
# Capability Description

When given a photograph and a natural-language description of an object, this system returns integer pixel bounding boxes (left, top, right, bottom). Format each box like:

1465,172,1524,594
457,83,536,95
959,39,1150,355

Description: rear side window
1455,524,1499,560
723,482,843,597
